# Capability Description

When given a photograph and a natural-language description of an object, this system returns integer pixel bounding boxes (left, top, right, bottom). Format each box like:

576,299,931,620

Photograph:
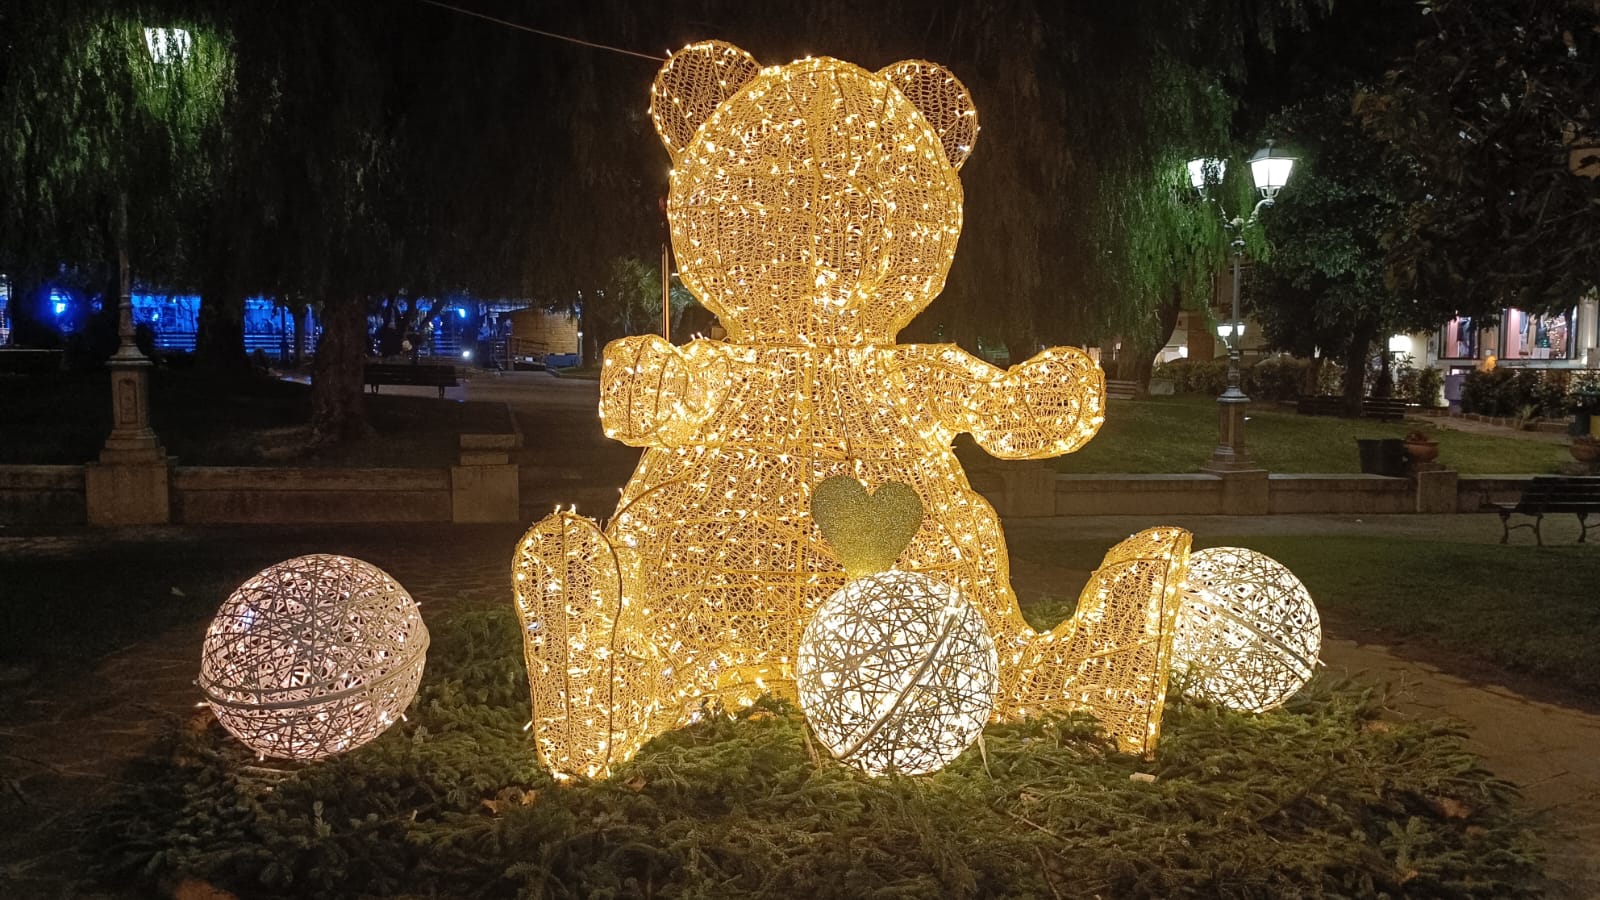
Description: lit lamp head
143,27,192,65
1248,143,1296,202
1388,334,1410,354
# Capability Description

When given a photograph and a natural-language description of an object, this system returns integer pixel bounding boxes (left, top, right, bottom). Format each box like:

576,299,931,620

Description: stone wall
0,462,1546,525
977,469,1527,518
173,467,453,524
0,466,87,524
0,434,521,526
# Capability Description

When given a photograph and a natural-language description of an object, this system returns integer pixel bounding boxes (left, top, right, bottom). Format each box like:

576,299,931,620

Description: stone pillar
1412,464,1459,514
996,460,1059,518
1201,394,1258,473
1214,469,1270,515
86,232,170,526
451,433,520,523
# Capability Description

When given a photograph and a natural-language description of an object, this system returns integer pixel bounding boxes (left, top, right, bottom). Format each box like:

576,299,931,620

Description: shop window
1439,316,1479,359
1501,307,1575,360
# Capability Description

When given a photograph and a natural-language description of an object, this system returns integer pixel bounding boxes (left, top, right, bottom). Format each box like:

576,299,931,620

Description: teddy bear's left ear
878,60,979,170
650,41,763,157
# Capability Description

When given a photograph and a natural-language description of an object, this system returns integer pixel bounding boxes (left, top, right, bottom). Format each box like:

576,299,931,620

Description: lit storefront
1423,298,1599,407
1433,303,1590,367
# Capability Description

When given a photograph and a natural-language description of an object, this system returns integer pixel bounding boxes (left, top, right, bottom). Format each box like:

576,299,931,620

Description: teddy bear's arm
889,345,1105,460
600,336,729,447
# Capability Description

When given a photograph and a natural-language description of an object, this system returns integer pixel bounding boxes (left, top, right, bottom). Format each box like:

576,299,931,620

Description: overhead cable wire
415,0,666,61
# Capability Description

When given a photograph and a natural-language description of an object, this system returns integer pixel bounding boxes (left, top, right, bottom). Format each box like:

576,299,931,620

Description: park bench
363,362,460,398
1488,475,1600,545
1105,379,1137,400
1296,394,1409,421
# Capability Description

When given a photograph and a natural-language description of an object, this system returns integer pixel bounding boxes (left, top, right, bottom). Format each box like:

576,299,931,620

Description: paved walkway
1420,411,1574,444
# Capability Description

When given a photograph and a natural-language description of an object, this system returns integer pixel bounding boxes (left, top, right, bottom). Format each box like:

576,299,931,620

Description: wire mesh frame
512,43,1190,778
1173,547,1321,713
199,554,430,760
796,571,998,776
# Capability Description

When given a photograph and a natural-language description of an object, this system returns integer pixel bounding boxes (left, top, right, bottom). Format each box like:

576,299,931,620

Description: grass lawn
1006,531,1600,696
98,606,1542,899
1055,395,1569,474
0,368,511,467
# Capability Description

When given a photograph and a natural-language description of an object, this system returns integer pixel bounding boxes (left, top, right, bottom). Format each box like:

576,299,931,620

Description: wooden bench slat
1295,395,1409,421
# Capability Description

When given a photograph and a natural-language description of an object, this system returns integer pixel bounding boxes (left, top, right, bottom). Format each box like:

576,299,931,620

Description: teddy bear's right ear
879,60,979,169
649,41,763,156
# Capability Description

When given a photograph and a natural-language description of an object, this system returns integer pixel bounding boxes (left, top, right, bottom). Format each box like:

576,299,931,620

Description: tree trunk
1303,357,1323,397
8,274,52,347
1373,346,1394,399
1341,319,1378,417
197,287,248,370
310,296,370,444
1118,289,1184,397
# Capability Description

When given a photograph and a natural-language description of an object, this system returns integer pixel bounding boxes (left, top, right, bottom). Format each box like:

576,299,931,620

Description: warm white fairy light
513,41,1189,780
199,554,429,760
1174,547,1321,713
796,571,997,776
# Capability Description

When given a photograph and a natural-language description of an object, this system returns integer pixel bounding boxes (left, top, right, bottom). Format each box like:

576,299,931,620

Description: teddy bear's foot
513,510,663,779
1002,526,1191,756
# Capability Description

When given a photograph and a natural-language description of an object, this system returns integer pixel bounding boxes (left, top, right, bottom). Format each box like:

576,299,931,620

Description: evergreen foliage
98,607,1542,899
1357,0,1600,317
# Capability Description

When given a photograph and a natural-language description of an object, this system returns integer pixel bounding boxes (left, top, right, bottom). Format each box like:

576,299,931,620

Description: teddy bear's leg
513,511,666,779
1000,526,1191,756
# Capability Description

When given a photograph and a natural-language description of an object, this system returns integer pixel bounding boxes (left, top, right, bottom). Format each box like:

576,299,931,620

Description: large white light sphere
1174,547,1320,712
795,570,998,776
199,554,429,760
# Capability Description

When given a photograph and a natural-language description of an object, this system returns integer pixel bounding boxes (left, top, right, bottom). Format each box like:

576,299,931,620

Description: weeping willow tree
510,0,1331,371
0,0,231,351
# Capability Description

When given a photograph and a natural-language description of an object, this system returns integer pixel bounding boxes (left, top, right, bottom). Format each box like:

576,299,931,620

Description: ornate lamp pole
99,194,164,464
1188,145,1296,474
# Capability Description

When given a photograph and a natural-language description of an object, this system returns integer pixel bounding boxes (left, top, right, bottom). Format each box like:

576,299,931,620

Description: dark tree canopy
0,0,230,342
1358,0,1600,318
1,0,1339,439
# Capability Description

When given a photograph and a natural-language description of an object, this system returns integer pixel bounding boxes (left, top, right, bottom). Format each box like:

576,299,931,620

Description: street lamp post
1189,145,1296,474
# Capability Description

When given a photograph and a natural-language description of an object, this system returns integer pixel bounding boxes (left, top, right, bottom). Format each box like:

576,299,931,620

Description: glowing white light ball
199,554,429,760
1174,547,1321,712
796,570,998,776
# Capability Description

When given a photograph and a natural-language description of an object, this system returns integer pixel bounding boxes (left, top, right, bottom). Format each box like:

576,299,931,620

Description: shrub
1414,365,1444,407
1153,358,1228,396
1155,357,1330,401
1241,357,1308,402
1394,361,1445,407
1461,368,1576,418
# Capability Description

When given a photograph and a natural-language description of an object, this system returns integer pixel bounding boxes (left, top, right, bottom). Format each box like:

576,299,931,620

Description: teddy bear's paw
1002,526,1192,756
513,510,637,778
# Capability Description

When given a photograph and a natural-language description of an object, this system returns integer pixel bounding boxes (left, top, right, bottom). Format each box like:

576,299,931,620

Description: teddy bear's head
651,41,978,346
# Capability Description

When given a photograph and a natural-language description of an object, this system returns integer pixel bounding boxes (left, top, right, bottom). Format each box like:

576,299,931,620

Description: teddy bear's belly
605,443,1024,702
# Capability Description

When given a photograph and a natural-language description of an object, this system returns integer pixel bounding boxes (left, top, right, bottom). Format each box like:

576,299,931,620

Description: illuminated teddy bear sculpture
514,41,1191,779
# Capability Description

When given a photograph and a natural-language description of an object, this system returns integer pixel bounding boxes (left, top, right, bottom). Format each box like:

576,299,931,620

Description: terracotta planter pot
1570,440,1600,464
1403,440,1439,464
